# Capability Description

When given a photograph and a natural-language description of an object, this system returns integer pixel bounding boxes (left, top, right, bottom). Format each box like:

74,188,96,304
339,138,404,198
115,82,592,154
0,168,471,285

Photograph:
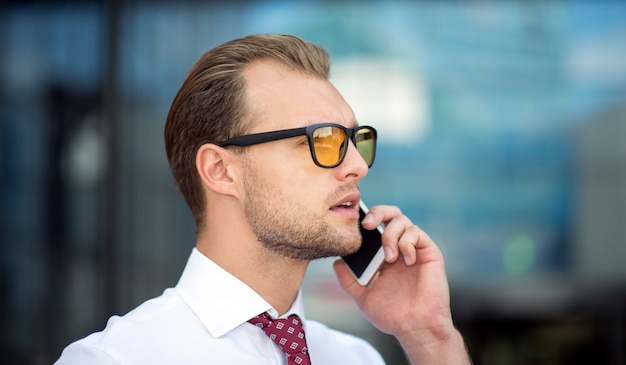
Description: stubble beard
242,167,361,261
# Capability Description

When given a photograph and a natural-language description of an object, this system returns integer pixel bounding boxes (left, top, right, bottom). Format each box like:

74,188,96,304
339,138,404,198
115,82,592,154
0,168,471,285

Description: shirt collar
175,248,306,338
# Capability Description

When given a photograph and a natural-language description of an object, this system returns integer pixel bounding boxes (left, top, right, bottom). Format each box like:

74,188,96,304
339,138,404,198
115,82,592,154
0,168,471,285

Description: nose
337,140,369,180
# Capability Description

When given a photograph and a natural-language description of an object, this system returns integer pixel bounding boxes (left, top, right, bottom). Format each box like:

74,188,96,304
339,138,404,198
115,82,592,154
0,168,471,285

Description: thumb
332,259,366,299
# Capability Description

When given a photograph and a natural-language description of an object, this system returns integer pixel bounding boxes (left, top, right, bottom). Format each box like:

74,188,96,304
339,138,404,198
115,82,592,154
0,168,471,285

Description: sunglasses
218,123,377,168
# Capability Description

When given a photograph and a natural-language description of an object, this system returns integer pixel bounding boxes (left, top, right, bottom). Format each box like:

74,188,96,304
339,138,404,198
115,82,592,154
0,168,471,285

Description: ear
195,143,241,198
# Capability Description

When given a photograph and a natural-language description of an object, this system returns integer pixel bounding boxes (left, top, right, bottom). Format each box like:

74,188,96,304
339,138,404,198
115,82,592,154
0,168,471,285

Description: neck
249,249,309,315
197,207,309,316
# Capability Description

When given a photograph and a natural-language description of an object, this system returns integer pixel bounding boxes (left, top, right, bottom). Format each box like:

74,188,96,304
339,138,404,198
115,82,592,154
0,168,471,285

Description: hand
334,205,449,336
333,205,471,364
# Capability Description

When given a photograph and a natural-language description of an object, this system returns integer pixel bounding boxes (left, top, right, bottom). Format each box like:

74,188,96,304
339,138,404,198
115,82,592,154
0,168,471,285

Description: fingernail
384,247,394,262
361,215,374,225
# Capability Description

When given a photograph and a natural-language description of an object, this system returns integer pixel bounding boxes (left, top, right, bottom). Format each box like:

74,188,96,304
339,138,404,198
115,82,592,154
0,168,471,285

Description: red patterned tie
248,312,312,365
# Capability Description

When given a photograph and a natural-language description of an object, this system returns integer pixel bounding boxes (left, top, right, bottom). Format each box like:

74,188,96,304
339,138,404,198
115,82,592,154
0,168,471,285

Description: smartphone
341,201,386,286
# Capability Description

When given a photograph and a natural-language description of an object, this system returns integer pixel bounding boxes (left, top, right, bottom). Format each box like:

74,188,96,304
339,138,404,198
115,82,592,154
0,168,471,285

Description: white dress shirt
55,248,386,364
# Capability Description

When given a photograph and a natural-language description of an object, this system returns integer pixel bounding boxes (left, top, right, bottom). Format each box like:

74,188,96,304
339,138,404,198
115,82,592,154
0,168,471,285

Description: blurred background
1,0,625,364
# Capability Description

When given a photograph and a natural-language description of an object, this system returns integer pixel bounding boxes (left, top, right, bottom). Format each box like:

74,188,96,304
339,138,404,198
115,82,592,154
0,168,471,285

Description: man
56,34,471,364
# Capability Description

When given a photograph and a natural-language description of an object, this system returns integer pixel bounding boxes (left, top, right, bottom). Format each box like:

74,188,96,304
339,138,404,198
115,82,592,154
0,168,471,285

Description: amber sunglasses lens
312,126,348,167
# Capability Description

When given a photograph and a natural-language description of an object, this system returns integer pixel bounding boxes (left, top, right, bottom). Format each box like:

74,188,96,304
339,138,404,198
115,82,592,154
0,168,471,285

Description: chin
344,235,362,255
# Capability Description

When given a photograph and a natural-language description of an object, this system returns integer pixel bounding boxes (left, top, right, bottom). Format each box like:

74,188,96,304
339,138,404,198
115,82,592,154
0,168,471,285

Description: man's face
239,60,370,261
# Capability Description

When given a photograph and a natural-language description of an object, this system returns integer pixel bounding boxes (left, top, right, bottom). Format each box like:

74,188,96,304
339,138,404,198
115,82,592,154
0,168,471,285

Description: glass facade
1,1,625,363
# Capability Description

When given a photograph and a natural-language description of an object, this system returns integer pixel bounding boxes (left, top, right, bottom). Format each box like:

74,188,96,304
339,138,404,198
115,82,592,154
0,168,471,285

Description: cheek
249,145,329,197
262,145,318,177
280,166,322,195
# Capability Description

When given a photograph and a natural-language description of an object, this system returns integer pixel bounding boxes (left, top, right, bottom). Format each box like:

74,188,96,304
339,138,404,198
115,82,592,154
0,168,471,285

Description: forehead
241,60,356,131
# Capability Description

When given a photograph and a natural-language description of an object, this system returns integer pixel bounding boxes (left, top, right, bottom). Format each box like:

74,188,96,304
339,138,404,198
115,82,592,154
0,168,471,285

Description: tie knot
248,312,311,365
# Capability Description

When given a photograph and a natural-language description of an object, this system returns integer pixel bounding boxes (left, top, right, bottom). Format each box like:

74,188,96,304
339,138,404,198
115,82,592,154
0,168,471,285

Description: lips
330,192,360,212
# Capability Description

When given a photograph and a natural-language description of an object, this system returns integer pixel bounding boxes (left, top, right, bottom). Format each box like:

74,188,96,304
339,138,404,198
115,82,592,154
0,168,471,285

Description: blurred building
0,1,625,364
573,105,626,282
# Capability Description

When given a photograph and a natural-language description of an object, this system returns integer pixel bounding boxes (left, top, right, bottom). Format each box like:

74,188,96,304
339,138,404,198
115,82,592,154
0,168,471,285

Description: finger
411,230,444,265
398,225,427,266
398,236,417,266
365,206,409,263
333,259,367,298
413,228,434,249
360,205,402,230
381,218,417,263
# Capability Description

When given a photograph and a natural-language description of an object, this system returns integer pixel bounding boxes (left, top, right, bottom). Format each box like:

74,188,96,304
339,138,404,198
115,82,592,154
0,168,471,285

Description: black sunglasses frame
218,123,377,168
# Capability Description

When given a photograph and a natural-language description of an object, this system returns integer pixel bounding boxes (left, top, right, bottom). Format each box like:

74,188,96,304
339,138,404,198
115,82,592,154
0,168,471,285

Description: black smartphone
341,201,385,286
